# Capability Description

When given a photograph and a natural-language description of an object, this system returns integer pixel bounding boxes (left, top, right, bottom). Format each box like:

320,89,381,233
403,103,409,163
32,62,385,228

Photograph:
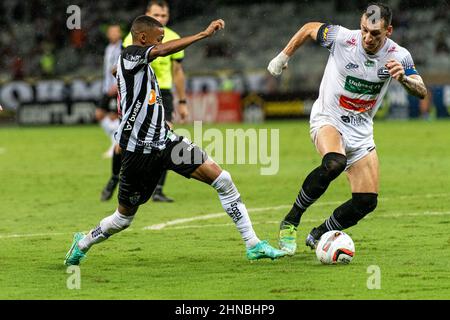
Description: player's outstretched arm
268,22,323,76
149,19,225,59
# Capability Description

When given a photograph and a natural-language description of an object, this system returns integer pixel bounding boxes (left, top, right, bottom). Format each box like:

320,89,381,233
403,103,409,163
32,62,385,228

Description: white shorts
310,114,376,170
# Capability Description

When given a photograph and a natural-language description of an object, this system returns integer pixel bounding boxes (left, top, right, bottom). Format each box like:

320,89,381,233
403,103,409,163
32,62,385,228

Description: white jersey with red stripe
309,24,418,166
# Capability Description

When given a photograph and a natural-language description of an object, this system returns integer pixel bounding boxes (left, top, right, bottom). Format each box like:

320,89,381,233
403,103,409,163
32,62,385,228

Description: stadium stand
0,0,448,91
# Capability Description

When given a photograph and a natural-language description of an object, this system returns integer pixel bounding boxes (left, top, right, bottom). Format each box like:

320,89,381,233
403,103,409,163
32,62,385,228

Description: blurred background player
64,16,286,265
268,2,427,255
98,24,123,201
122,0,188,203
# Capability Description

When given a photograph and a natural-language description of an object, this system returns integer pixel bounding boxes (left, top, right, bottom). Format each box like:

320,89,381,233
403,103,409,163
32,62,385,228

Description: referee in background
123,0,188,203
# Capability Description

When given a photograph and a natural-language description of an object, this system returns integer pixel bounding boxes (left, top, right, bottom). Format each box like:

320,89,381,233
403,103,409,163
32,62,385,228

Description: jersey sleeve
400,52,419,76
121,46,155,73
316,24,340,52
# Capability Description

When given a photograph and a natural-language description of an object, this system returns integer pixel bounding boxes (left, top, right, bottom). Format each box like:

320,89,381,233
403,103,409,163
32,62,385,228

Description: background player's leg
307,150,379,247
153,171,172,202
283,125,347,227
152,93,175,203
101,144,122,201
96,100,119,158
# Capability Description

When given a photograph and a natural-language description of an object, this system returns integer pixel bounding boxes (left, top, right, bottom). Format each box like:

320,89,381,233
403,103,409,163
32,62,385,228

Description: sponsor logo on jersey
346,38,357,46
344,76,384,95
339,95,377,113
388,46,398,53
136,139,165,148
377,67,390,80
340,114,368,127
124,53,141,62
345,62,359,70
124,99,143,131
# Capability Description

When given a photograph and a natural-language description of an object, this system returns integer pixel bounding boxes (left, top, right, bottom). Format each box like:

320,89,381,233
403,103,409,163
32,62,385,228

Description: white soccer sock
78,209,134,252
211,170,260,249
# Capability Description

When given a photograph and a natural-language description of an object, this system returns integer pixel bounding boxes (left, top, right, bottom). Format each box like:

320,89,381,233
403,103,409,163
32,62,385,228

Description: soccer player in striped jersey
267,3,427,255
64,16,287,265
122,0,188,203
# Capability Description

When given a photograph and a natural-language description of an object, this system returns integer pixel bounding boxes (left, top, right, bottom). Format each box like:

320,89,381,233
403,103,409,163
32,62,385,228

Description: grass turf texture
0,120,449,299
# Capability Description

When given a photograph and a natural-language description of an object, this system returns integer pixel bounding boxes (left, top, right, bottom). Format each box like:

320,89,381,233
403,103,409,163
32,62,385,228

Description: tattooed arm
386,59,427,99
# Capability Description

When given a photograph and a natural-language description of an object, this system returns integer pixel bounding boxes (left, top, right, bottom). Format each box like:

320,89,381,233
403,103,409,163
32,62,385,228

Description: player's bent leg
64,205,137,266
66,150,158,266
191,160,287,260
280,126,347,254
306,150,379,249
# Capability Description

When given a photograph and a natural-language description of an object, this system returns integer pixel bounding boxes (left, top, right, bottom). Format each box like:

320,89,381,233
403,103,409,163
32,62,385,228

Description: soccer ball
315,230,355,265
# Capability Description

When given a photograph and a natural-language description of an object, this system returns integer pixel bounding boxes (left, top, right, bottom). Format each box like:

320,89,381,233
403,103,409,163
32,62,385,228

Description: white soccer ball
315,230,355,265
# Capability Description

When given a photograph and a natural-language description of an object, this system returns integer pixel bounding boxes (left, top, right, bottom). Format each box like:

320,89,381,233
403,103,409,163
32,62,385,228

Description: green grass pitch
0,120,449,299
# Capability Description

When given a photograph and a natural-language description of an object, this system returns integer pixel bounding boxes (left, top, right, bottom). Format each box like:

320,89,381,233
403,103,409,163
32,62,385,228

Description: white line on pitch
0,232,69,239
143,193,450,231
161,211,450,231
143,204,296,231
0,193,448,240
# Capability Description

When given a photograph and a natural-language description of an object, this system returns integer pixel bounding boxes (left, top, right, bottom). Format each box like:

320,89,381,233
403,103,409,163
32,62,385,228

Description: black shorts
97,94,118,113
161,89,174,122
118,134,207,207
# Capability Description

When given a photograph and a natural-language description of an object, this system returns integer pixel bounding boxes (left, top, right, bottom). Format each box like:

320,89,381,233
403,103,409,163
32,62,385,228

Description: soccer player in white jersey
267,2,427,255
64,16,286,266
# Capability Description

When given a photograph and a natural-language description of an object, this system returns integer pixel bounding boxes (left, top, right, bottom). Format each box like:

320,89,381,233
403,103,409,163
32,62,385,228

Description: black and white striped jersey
115,45,169,153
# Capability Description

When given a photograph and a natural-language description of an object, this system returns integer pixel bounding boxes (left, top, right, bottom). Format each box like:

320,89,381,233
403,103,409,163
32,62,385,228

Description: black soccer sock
284,152,347,227
155,170,167,193
314,193,378,238
112,149,121,177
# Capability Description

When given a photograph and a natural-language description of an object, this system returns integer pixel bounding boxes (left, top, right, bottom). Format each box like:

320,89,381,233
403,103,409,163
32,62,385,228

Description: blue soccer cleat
246,240,288,261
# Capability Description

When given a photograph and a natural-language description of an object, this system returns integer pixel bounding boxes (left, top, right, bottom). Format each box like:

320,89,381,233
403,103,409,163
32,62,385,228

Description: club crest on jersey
345,62,359,70
148,89,156,105
377,67,390,80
